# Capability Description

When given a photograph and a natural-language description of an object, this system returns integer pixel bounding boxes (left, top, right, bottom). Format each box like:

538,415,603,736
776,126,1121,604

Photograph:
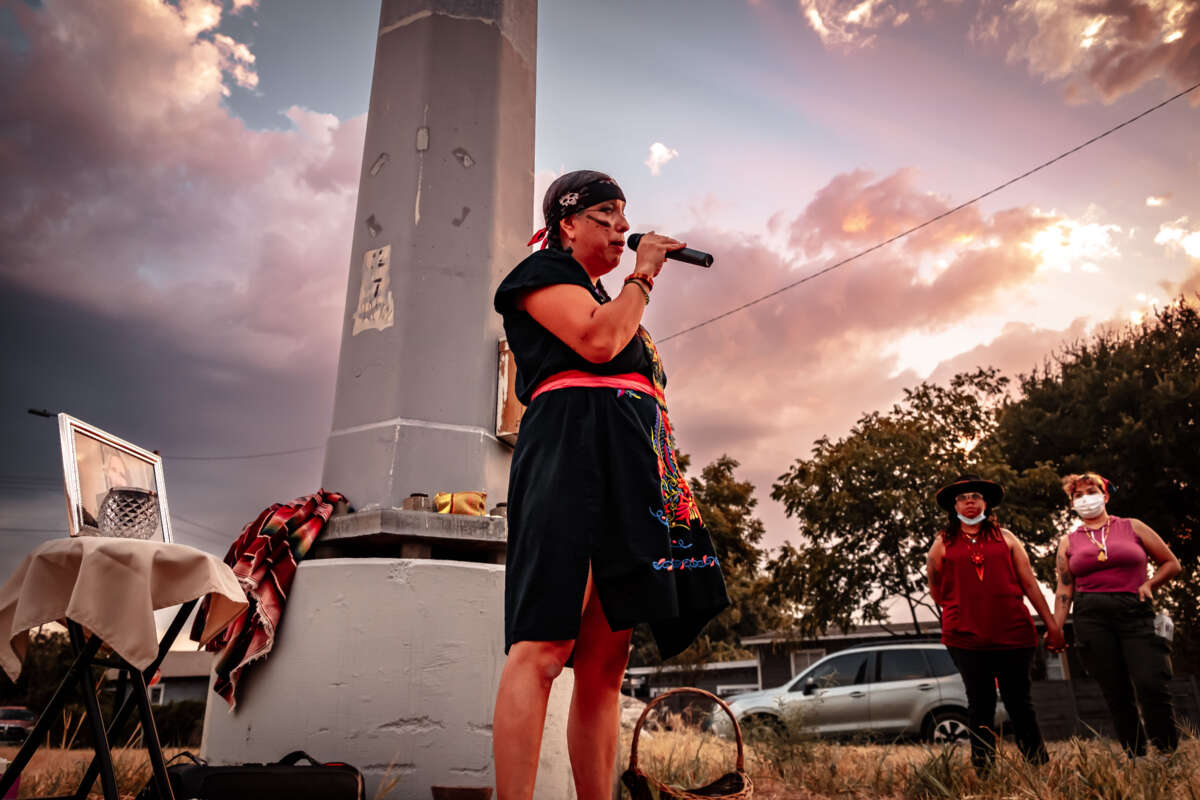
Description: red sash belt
531,370,659,403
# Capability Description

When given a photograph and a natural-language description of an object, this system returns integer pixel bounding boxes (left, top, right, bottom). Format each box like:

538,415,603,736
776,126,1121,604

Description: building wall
760,647,793,690
1032,677,1200,740
201,558,576,800
630,666,760,699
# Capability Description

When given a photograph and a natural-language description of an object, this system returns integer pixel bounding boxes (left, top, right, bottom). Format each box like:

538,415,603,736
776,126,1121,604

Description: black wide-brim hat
936,474,1004,511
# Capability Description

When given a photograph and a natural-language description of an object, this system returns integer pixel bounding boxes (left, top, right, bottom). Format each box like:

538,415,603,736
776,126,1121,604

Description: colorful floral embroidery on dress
652,555,720,571
610,326,718,573
651,403,702,529
636,327,668,411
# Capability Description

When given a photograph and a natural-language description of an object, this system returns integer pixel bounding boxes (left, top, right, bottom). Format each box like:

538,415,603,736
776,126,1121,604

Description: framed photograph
58,414,173,542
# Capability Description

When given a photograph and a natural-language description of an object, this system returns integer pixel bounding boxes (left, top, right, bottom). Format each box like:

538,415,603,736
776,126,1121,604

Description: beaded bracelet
624,277,650,305
624,272,654,291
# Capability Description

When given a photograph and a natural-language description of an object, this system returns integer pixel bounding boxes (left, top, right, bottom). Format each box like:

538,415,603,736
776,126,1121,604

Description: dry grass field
0,745,186,799
4,732,1199,799
619,721,1200,800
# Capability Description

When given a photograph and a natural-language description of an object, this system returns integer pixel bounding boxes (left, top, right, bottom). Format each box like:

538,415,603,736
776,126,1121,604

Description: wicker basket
621,687,752,800
97,486,160,539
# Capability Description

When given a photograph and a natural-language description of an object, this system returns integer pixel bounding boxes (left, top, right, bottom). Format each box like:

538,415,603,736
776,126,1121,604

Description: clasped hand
633,231,685,281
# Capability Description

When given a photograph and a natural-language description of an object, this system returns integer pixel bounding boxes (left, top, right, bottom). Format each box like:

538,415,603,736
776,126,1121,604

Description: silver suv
712,642,1005,742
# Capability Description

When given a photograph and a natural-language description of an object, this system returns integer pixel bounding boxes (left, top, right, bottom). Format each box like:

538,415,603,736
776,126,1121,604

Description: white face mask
957,512,986,525
1073,494,1106,519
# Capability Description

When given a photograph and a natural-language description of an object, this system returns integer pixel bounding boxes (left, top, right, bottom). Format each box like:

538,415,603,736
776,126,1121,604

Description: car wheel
740,713,786,743
926,710,970,745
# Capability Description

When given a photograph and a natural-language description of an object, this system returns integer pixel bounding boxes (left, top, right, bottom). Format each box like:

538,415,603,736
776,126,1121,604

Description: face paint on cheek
585,214,612,228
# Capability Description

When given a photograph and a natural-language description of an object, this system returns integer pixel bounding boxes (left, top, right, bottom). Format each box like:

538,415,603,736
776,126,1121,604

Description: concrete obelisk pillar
321,0,535,506
201,3,578,798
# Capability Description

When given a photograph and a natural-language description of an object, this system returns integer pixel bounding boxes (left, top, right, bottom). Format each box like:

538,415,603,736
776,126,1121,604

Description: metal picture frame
57,413,173,542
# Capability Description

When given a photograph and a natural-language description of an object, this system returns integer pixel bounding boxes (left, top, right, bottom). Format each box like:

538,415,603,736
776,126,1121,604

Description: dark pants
1073,592,1178,755
947,646,1048,770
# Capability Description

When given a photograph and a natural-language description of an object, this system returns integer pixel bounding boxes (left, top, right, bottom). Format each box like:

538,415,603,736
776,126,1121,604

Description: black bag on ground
136,750,365,800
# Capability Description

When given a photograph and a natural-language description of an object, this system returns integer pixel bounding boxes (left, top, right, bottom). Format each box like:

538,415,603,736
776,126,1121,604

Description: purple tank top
1067,516,1148,593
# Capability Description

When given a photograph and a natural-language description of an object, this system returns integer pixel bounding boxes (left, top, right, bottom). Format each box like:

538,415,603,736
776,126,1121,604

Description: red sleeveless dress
939,532,1036,650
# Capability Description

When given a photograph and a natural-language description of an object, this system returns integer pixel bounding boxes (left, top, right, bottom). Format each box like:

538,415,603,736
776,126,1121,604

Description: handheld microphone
627,234,714,268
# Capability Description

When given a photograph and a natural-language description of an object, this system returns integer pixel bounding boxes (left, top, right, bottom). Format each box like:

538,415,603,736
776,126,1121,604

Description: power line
173,513,233,539
164,444,324,462
0,475,232,541
657,78,1200,344
0,527,68,533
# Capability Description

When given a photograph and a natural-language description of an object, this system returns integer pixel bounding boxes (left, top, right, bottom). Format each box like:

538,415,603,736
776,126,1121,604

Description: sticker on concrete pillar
352,244,395,335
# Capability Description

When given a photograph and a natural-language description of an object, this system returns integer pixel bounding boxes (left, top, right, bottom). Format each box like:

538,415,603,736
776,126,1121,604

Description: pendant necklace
1083,519,1111,562
964,531,985,581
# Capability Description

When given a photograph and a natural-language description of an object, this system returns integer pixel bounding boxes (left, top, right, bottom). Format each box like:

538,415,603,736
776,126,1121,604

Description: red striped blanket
191,489,347,708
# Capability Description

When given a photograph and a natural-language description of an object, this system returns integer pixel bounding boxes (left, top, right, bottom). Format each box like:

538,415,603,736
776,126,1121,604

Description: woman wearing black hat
491,171,729,799
926,475,1065,771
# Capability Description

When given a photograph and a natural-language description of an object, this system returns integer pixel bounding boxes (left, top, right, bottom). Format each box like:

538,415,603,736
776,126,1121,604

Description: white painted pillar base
200,559,575,800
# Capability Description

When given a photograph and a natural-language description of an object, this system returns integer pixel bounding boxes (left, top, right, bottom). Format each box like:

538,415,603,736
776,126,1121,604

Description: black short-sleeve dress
494,249,729,660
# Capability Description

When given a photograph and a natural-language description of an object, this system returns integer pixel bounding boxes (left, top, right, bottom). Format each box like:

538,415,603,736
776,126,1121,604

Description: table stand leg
0,636,103,798
72,600,194,800
0,600,196,800
67,623,119,800
128,666,176,799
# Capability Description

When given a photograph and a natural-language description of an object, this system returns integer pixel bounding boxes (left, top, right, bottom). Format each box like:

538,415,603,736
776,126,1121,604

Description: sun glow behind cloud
1024,219,1121,273
644,142,679,176
1079,17,1105,49
1155,218,1200,259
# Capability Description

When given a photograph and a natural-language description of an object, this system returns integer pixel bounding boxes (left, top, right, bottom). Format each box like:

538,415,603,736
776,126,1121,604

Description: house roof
106,649,215,682
157,650,215,678
625,659,758,676
741,621,942,646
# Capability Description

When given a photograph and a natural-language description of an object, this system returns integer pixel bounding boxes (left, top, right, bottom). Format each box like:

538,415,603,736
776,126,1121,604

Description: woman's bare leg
567,571,633,800
494,638,575,800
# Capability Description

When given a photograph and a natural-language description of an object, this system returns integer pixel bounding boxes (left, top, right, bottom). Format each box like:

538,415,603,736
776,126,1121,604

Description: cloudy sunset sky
2,0,1198,574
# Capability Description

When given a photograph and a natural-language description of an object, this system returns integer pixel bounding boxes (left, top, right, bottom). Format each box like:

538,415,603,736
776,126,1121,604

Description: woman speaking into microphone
491,170,729,799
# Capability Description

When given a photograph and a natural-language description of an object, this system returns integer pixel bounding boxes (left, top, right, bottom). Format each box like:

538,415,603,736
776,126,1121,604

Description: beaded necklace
963,530,986,581
1081,518,1112,562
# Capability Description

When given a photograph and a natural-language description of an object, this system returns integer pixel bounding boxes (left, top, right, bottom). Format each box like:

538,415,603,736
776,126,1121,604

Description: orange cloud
643,169,1119,545
795,0,1198,104
980,0,1200,103
789,168,991,257
796,0,919,48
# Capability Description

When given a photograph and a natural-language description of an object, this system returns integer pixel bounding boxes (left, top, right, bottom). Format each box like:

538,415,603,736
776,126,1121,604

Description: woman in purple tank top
1053,472,1182,756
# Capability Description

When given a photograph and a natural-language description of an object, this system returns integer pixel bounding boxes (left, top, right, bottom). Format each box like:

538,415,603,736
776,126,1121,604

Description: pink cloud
645,169,1108,544
788,168,986,257
796,0,922,48
0,0,365,372
794,0,1199,104
926,318,1092,386
981,0,1200,103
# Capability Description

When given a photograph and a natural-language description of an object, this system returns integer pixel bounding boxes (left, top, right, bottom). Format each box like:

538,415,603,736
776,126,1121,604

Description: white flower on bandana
559,192,580,208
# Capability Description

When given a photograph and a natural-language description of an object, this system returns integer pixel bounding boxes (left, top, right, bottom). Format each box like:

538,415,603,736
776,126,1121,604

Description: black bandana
528,176,626,248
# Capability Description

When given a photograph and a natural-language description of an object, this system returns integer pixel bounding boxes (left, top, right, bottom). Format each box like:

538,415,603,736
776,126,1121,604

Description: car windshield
0,708,34,721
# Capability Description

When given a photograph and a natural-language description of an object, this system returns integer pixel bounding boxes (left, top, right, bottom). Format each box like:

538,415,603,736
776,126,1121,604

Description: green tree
994,299,1200,673
629,454,788,666
0,626,74,711
768,368,1062,637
